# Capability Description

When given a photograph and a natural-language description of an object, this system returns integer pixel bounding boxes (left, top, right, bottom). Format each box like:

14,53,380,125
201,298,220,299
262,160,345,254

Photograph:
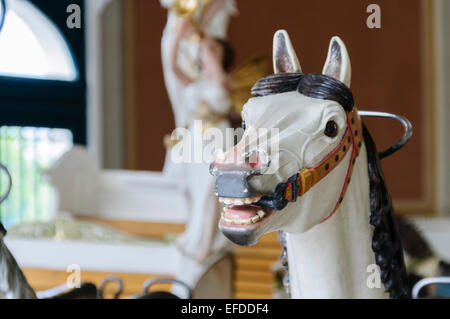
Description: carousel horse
210,30,412,298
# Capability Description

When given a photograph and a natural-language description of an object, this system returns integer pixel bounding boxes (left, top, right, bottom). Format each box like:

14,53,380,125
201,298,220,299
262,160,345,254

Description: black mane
363,124,409,298
251,73,354,111
256,73,409,298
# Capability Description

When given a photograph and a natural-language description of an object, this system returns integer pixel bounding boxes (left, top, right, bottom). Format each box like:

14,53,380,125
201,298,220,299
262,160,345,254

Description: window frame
0,0,86,144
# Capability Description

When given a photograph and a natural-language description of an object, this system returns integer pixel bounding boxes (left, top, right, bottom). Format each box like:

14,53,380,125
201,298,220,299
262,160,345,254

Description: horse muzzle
210,149,271,199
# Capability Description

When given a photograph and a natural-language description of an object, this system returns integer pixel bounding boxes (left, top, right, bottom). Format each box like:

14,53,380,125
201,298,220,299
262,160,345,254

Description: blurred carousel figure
160,0,237,262
160,0,237,178
170,19,235,265
160,1,266,297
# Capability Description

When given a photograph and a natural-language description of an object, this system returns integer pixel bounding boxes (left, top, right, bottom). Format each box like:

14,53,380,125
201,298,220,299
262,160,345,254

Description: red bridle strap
282,107,363,222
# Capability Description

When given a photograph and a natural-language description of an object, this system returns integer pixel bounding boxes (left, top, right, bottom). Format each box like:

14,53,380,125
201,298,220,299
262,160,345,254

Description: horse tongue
224,205,259,220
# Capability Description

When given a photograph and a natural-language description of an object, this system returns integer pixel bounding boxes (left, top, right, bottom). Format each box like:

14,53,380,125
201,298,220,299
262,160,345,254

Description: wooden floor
22,218,282,299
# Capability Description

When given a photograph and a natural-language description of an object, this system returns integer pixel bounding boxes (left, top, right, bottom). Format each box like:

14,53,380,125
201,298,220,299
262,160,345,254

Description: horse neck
285,144,388,298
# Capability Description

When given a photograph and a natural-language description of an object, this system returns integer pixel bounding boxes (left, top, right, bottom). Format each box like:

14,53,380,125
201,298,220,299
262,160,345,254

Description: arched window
0,0,78,81
0,0,85,226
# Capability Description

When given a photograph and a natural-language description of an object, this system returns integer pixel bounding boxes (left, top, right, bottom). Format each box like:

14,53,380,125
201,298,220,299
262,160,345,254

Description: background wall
436,0,450,216
125,0,435,214
102,0,125,169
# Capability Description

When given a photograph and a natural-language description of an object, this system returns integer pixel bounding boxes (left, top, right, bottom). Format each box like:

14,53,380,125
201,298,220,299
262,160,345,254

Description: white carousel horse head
212,30,354,240
211,30,409,298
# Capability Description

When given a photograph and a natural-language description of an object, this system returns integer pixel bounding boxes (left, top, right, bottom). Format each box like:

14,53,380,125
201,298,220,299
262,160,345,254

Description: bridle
256,106,412,223
277,107,363,223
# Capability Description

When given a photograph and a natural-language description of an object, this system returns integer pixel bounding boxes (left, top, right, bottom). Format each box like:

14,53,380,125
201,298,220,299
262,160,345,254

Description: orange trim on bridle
282,107,363,222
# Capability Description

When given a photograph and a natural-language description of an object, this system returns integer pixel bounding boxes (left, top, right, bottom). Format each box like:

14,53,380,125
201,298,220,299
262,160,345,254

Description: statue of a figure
160,0,237,177
171,19,235,263
160,0,237,264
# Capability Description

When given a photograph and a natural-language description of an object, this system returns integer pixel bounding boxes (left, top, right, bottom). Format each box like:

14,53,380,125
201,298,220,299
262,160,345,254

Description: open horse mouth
218,196,275,246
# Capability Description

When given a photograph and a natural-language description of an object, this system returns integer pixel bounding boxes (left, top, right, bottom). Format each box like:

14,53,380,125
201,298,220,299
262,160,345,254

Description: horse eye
324,120,338,137
242,120,246,130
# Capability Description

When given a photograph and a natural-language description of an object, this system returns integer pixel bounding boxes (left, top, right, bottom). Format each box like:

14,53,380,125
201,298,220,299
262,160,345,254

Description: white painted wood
273,30,302,74
5,238,179,275
95,170,188,223
322,36,351,87
46,146,188,224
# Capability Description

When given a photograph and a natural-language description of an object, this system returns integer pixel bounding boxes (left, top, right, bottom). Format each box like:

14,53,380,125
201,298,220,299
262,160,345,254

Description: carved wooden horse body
211,30,408,298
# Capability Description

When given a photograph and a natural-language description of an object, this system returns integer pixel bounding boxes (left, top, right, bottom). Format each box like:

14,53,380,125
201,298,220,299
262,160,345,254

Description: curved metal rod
412,277,450,299
98,276,123,299
358,110,413,160
0,162,12,205
143,278,193,299
0,0,6,32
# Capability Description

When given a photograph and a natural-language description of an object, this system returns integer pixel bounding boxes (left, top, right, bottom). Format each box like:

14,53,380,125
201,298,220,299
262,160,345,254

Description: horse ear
322,36,351,87
273,30,302,74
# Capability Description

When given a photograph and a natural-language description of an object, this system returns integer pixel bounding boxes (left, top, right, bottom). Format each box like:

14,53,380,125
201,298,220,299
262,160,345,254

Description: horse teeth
218,196,262,205
222,217,233,223
257,210,266,218
251,215,260,223
222,214,263,225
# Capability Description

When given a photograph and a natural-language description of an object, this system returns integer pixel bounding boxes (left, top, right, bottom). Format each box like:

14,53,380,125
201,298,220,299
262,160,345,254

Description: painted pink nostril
247,153,263,169
212,149,269,174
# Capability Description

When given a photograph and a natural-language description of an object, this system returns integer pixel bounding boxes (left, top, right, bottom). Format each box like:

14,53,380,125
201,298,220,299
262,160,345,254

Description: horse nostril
242,149,271,175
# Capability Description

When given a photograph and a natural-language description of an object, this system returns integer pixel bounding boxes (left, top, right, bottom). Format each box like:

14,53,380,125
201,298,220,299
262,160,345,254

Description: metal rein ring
143,278,193,299
358,110,413,160
98,276,124,299
412,277,450,299
0,162,12,205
